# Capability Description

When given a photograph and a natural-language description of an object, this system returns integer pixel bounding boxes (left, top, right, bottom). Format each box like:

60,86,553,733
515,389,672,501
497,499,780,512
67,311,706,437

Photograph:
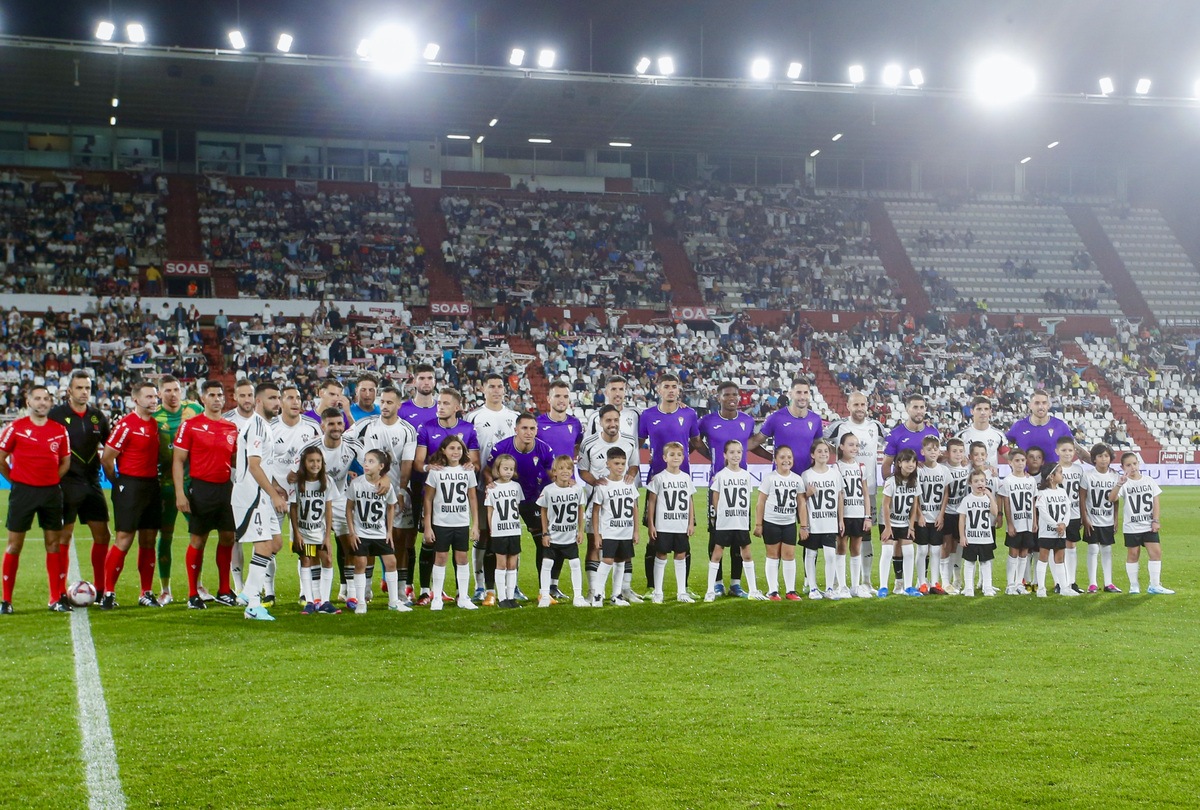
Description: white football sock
624,568,633,592
1126,561,1140,590
914,545,928,588
963,561,975,594
706,561,719,595
473,546,486,591
822,547,837,590
508,568,520,598
1064,547,1078,588
263,554,276,596
431,564,446,601
783,558,798,593
1023,555,1034,584
1100,546,1113,587
1086,544,1099,588
673,558,686,595
320,567,334,603
384,570,399,606
298,566,311,603
455,563,470,600
802,549,816,592
980,560,993,591
850,554,862,589
353,572,367,606
242,552,269,608
901,544,915,590
834,553,847,590
940,553,953,590
951,548,963,587
1036,560,1049,589
878,546,892,590
743,559,758,593
861,539,874,588
653,557,667,595
766,557,780,594
613,562,625,597
1006,556,1018,588
1148,560,1162,589
1050,561,1067,591
930,545,943,587
495,568,509,603
597,562,613,599
568,558,583,597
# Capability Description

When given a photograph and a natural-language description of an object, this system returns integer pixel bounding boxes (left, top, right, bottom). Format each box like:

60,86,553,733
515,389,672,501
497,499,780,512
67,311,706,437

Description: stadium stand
439,192,659,309
887,199,1123,315
197,179,428,304
1091,206,1200,322
0,171,167,296
674,185,903,312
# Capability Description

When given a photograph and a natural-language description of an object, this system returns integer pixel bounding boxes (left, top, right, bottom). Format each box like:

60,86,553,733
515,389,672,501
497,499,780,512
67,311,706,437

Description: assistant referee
173,380,240,610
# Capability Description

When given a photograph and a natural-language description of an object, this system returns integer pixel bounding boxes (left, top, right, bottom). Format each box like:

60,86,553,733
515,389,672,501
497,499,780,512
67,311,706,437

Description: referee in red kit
173,380,239,610
0,385,72,613
100,380,163,610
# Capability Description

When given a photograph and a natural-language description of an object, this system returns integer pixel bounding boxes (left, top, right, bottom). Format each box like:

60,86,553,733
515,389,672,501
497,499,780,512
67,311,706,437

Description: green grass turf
3,487,1199,809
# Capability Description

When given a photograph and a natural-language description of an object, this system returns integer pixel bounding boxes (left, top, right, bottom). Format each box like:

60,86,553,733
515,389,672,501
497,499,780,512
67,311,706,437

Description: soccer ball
67,580,97,607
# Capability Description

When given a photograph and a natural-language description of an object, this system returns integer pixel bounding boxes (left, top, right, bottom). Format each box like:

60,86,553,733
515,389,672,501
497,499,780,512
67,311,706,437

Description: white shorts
393,490,414,530
331,499,349,537
233,491,281,544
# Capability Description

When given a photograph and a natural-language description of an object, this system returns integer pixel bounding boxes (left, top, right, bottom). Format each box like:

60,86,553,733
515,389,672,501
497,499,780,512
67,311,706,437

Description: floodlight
750,58,770,80
126,23,146,44
848,64,865,84
488,118,499,127
276,33,293,53
786,62,802,79
973,56,1035,103
509,48,525,66
111,97,119,108
529,138,552,144
109,116,117,126
1047,141,1059,149
882,63,901,87
1135,78,1151,95
95,21,115,41
537,49,555,68
909,68,925,87
476,136,484,144
810,149,820,157
423,43,440,60
635,57,651,74
1020,156,1032,164
359,26,419,71
658,56,674,75
609,141,632,147
446,134,470,140
1098,76,1114,95
228,30,246,50
831,133,843,141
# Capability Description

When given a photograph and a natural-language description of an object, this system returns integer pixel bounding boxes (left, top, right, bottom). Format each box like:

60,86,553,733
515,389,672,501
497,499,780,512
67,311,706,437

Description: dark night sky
7,0,1200,95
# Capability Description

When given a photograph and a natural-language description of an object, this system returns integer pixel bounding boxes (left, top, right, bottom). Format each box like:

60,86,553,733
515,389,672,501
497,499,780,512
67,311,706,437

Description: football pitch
4,488,1198,809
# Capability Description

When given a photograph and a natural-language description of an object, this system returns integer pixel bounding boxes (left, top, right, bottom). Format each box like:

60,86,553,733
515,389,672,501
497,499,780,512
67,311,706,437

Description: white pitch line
67,544,127,810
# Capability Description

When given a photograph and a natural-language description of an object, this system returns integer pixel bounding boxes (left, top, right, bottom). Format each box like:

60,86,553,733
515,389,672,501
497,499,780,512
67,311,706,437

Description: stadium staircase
408,187,465,302
644,196,704,306
1062,343,1162,460
163,175,240,297
1062,205,1154,323
506,335,550,411
806,349,848,420
1155,201,1200,276
865,200,930,316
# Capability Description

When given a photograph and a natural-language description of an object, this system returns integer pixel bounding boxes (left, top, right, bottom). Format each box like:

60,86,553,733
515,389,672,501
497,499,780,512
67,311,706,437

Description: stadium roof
0,38,1195,162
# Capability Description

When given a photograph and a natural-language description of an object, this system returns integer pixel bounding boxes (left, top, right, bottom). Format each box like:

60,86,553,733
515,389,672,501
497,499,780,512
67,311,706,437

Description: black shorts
962,544,995,563
61,480,108,525
914,524,940,546
1083,525,1115,546
1005,530,1037,550
601,537,635,559
654,531,690,555
943,518,961,541
1038,534,1066,551
112,475,162,533
518,502,543,542
1065,519,1082,544
885,525,910,542
1124,531,1160,548
408,479,425,533
543,544,580,563
350,535,396,557
6,482,64,533
712,529,750,549
842,517,865,539
430,524,470,553
706,490,717,529
762,522,796,546
491,534,522,556
188,479,235,536
805,532,837,550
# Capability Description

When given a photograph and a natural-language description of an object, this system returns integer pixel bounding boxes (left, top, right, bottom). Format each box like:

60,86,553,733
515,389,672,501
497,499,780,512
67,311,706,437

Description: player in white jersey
1053,435,1085,594
578,404,641,602
705,441,764,600
800,439,845,600
824,392,888,588
586,375,640,439
422,435,479,611
958,469,999,597
290,445,340,613
1080,443,1121,593
753,445,805,600
997,448,1038,594
267,386,322,606
956,396,1007,470
1109,452,1172,594
645,442,697,604
879,449,922,597
590,446,641,605
835,433,873,598
303,407,364,602
484,455,524,608
536,456,588,607
465,373,518,602
941,438,970,593
232,381,286,620
344,387,417,604
1033,463,1071,597
223,379,255,593
916,435,949,594
345,449,407,613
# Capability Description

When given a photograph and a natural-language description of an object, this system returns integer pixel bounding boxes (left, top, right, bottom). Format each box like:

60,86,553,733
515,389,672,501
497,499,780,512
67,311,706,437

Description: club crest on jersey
677,416,684,426
50,441,60,453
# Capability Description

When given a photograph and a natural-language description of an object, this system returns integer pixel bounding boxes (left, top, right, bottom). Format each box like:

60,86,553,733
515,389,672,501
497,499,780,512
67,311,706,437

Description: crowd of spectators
440,193,659,309
198,181,428,304
671,184,903,312
0,172,166,296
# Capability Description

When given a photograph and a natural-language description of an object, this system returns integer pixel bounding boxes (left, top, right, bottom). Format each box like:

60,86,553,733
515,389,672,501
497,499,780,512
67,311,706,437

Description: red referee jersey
175,414,238,484
108,412,160,479
0,416,70,486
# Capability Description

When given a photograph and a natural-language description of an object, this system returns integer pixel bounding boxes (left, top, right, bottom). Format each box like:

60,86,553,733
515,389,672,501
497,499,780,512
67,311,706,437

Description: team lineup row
0,366,1174,617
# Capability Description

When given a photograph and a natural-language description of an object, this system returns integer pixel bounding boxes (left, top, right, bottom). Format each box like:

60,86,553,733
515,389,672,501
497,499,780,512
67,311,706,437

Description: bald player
824,391,889,590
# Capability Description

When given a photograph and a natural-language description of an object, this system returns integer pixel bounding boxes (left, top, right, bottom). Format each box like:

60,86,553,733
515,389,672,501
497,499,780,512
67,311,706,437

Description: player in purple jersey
394,362,438,602
303,378,353,428
1006,391,1082,456
412,388,479,605
638,373,701,592
536,380,583,462
881,393,942,478
485,414,555,595
693,381,756,597
749,378,824,474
